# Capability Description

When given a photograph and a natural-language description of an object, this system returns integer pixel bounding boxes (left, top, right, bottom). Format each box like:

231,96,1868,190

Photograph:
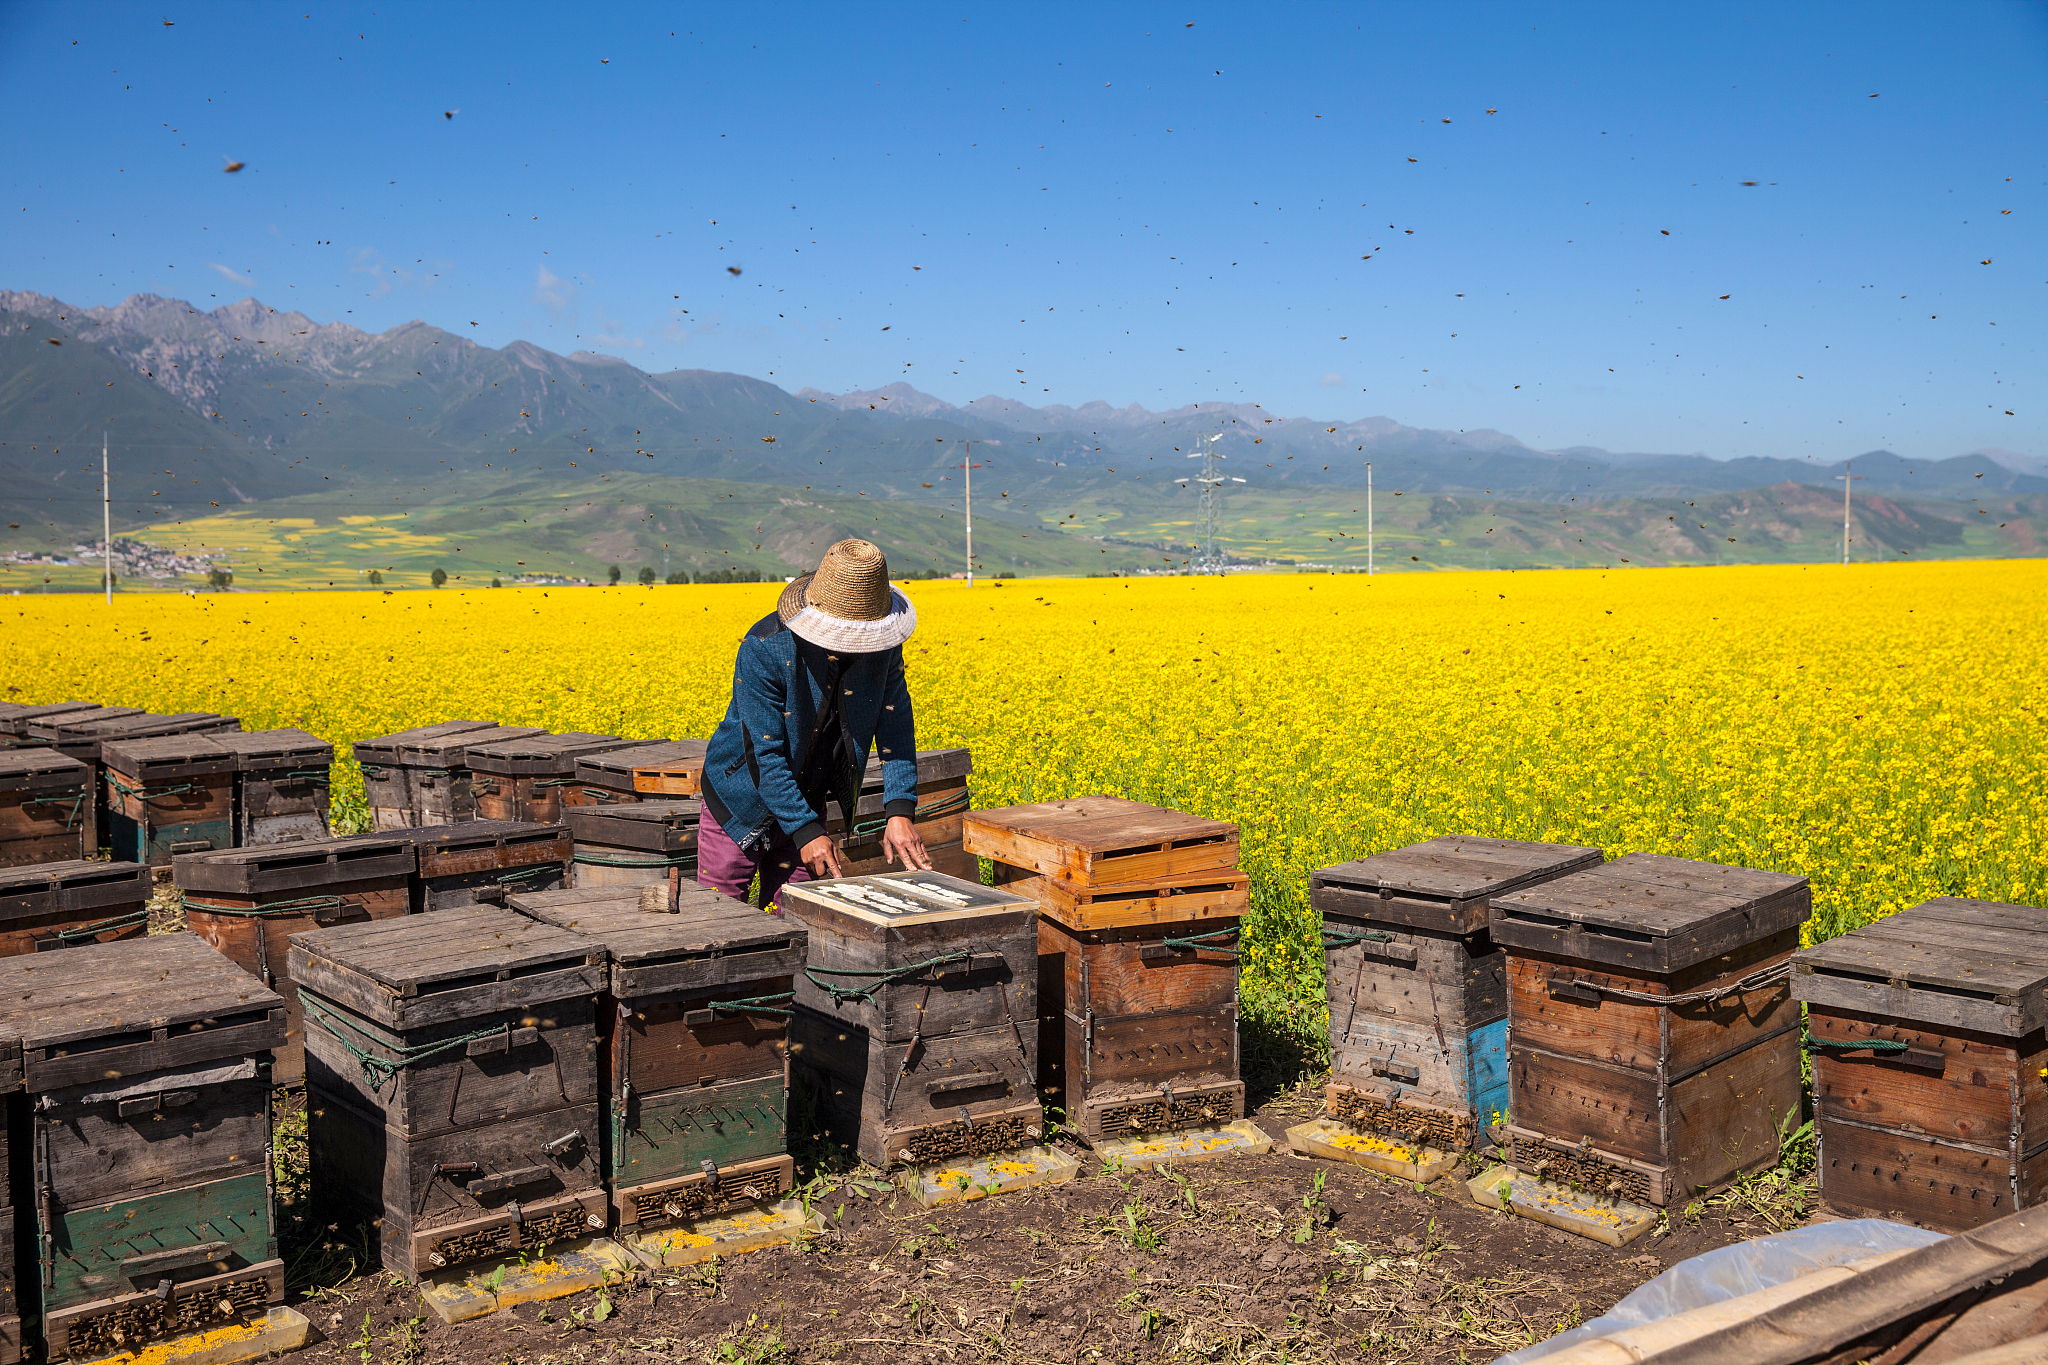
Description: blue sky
2,1,2041,462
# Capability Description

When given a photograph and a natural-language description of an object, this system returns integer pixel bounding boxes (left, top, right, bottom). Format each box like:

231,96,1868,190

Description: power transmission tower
1175,434,1243,574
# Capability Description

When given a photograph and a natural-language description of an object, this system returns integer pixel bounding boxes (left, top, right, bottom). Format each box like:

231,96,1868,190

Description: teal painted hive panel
41,1171,275,1314
610,1073,787,1185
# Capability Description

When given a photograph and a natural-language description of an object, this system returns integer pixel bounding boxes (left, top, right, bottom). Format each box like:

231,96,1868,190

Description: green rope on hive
804,951,978,1004
1804,1035,1911,1053
495,864,559,884
532,776,578,788
1160,925,1244,956
301,995,517,1092
53,907,151,942
107,776,197,801
571,851,697,869
359,764,391,779
279,769,332,785
21,793,86,829
702,990,796,1018
1321,929,1395,948
847,788,971,840
182,893,345,919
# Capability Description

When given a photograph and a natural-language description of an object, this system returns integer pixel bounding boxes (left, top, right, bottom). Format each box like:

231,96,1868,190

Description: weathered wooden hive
1794,897,2048,1231
827,748,975,880
1310,836,1604,1153
0,1021,19,1363
468,732,654,825
0,701,97,750
288,905,608,1280
101,733,236,865
0,860,151,956
565,740,702,809
966,796,1247,1144
396,724,548,827
0,935,285,1361
175,835,416,1084
211,728,333,846
780,872,1041,1167
0,748,96,867
510,884,807,1235
627,742,711,798
22,707,146,758
1490,852,1810,1206
368,819,573,910
351,721,498,830
563,801,699,893
34,711,236,851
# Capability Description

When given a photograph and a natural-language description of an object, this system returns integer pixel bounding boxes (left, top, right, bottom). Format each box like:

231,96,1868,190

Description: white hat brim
782,587,917,653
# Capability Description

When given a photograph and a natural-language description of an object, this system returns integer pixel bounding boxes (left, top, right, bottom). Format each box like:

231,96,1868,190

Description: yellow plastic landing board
622,1198,824,1270
1094,1119,1273,1173
902,1144,1081,1206
73,1307,311,1365
1469,1164,1657,1248
1285,1118,1462,1183
418,1237,637,1324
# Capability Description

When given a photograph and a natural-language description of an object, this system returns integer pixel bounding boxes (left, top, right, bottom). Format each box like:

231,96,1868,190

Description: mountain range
1,288,2041,575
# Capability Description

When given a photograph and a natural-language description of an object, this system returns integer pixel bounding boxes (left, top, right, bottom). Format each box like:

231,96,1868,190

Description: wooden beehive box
287,905,608,1280
965,795,1240,890
175,835,416,1084
1794,897,2048,1231
397,724,547,826
563,801,698,890
101,733,236,866
212,728,333,846
780,872,1041,1168
627,740,711,797
1490,852,1810,1206
829,748,976,879
370,819,572,910
0,935,285,1360
0,748,95,866
1310,836,1604,1153
0,700,97,748
470,732,654,825
510,884,806,1230
0,860,151,956
24,707,146,756
352,721,498,830
566,739,699,808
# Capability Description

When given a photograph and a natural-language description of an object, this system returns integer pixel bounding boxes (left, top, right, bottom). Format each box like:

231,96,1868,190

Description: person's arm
873,648,931,871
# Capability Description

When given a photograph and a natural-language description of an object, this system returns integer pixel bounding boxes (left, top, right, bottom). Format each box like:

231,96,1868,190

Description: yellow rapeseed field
8,560,2042,1049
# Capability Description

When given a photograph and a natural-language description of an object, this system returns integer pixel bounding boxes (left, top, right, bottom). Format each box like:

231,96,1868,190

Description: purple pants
697,813,813,912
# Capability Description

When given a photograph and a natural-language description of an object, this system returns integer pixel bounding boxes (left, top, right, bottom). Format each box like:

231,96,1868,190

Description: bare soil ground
274,1080,1817,1365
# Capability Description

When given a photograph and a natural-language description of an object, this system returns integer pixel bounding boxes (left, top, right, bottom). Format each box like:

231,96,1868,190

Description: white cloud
207,263,255,286
1317,372,1345,387
534,265,577,322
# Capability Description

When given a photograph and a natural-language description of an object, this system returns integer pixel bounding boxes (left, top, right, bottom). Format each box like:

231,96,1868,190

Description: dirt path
278,1082,1811,1365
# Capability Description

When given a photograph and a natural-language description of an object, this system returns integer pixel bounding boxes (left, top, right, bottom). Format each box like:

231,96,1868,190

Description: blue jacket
702,611,919,851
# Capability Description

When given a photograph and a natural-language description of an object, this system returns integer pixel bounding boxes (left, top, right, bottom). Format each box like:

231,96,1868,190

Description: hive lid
0,700,98,736
0,859,149,903
210,728,334,770
564,801,699,851
352,720,498,763
1488,852,1810,974
962,795,1238,889
0,934,285,1086
27,706,145,740
778,870,1033,930
1312,836,1605,936
0,748,93,781
625,741,712,795
1793,897,2048,1036
395,724,548,766
102,732,236,776
175,834,415,895
570,738,691,784
286,902,604,1027
856,747,974,789
468,731,645,775
513,883,800,968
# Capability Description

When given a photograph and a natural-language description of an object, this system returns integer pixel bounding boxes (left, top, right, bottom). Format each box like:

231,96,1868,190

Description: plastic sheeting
1491,1218,1950,1364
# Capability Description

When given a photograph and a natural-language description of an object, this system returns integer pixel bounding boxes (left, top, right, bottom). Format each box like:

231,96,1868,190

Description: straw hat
776,539,917,652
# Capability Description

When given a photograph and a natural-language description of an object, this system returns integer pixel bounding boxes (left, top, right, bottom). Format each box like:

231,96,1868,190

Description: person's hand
883,815,934,871
800,834,843,879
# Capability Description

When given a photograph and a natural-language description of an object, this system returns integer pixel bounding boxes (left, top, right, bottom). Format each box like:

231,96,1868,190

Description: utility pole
1366,462,1374,577
1835,461,1862,566
101,432,112,604
963,441,973,588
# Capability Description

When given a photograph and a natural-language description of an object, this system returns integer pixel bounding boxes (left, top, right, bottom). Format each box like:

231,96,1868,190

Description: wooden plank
1314,836,1603,906
1904,897,2048,935
999,867,1248,932
963,796,1238,888
37,1069,270,1208
1081,1004,1238,1089
284,902,601,1008
1493,882,1811,975
1041,916,1239,1018
613,986,792,1093
1794,931,2048,1007
1819,1117,2023,1231
1810,1006,2023,1149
